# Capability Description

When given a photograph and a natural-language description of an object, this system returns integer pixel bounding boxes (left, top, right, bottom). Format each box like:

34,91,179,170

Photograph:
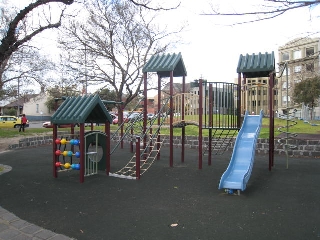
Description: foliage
293,76,320,119
45,86,82,111
3,107,16,116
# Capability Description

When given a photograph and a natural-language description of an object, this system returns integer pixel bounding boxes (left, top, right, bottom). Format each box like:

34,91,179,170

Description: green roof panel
237,52,275,78
143,52,187,78
51,95,113,124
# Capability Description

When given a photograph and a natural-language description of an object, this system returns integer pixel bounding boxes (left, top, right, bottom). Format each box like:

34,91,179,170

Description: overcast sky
9,0,320,93
160,0,320,83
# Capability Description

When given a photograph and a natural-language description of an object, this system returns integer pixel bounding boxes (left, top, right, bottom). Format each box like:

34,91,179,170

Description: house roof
237,52,275,78
142,52,187,78
4,94,38,107
51,95,113,124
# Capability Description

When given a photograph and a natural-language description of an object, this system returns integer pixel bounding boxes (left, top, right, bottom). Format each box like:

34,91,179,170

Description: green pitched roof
142,52,187,78
237,52,275,78
51,95,112,124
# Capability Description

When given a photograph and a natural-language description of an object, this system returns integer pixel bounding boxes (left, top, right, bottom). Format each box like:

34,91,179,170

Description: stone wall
8,134,320,157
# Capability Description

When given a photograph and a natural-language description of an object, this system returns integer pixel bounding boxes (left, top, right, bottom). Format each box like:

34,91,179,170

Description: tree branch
202,0,320,25
129,0,180,11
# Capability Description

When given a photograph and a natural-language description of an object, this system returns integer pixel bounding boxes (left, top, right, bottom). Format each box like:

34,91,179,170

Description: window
274,89,278,96
282,82,290,90
294,66,301,73
36,104,39,113
293,50,301,59
282,52,289,61
306,63,314,72
282,96,291,105
306,47,314,57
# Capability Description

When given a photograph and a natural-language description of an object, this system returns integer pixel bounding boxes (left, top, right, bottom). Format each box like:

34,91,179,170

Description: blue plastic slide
218,110,263,193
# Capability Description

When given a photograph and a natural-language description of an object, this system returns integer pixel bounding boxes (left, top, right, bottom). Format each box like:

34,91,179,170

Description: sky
7,0,320,94
160,0,320,83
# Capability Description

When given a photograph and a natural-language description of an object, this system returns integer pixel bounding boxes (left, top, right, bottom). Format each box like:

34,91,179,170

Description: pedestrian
19,114,28,132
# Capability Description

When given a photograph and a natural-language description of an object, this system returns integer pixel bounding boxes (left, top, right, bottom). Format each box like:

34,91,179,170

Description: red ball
55,150,61,156
55,162,61,167
55,138,61,144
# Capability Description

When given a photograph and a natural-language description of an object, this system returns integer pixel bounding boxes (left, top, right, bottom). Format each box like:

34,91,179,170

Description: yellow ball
60,139,67,145
62,151,68,157
64,163,71,169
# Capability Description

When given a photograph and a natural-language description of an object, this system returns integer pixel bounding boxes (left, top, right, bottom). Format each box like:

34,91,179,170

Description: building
22,92,52,121
277,37,320,115
237,76,277,116
1,92,52,121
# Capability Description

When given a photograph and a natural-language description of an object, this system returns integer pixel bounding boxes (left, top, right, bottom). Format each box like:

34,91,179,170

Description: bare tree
0,0,180,105
58,0,183,113
0,47,55,100
0,0,75,90
203,0,320,25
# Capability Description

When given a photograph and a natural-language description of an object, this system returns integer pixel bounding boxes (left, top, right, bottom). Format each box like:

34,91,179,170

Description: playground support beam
169,71,174,167
79,124,85,183
198,79,203,170
105,122,110,176
143,72,148,150
237,73,242,128
269,72,275,171
157,74,161,160
135,136,141,180
208,83,213,165
181,75,185,163
52,124,58,178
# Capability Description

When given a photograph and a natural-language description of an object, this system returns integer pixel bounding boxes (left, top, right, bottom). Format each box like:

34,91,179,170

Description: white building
277,37,320,115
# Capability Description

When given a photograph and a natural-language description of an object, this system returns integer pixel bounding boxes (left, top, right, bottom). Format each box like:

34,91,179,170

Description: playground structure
51,52,277,193
214,52,276,194
218,110,263,195
51,95,113,183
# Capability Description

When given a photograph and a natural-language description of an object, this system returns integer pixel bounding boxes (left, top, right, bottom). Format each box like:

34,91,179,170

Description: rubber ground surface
0,144,320,240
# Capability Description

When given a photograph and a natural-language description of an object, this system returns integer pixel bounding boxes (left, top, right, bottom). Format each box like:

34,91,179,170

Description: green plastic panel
237,52,275,78
143,52,187,78
51,95,113,124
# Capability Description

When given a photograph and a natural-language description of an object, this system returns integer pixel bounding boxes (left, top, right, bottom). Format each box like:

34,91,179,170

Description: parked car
0,116,29,128
127,112,142,122
147,113,155,120
42,122,80,128
112,114,129,125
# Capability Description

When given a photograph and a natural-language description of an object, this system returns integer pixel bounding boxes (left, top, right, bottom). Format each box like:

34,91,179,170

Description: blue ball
75,151,80,158
74,163,80,170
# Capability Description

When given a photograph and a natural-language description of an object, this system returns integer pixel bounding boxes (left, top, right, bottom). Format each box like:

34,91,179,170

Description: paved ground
0,143,320,240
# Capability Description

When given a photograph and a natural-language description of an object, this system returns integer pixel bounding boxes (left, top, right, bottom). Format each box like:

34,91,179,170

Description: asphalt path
1,144,320,240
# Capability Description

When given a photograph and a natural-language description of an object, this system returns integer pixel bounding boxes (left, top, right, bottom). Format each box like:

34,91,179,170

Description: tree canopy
293,76,320,119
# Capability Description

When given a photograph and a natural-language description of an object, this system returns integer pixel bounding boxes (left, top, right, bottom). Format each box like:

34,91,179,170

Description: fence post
136,136,141,180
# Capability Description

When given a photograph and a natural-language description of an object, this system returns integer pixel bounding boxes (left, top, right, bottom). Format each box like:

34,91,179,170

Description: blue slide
218,110,263,193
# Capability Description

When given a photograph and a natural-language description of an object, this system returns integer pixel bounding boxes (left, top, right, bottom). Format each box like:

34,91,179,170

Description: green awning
143,52,187,78
51,95,113,124
237,52,275,78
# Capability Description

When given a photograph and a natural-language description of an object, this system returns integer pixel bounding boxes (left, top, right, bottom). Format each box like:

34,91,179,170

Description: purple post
136,136,141,180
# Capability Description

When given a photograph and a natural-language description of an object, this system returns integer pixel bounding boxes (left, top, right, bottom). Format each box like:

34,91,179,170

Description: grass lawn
0,117,319,139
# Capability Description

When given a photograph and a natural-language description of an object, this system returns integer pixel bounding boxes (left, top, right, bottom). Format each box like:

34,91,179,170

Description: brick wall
8,134,320,157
